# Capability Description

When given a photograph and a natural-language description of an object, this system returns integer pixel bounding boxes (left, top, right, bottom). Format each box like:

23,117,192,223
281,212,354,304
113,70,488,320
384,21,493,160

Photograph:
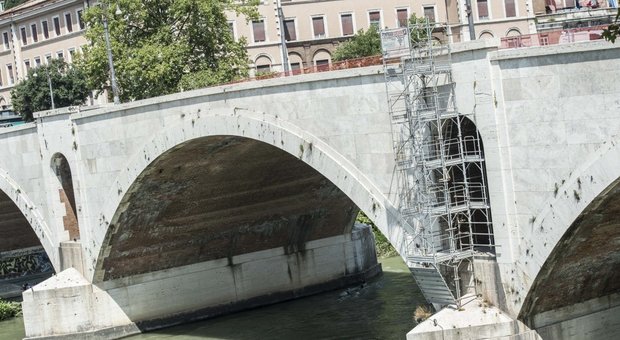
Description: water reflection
0,257,424,340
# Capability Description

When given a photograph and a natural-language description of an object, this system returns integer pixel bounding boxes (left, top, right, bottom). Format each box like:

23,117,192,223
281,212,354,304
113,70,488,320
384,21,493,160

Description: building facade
0,0,87,107
228,0,537,75
0,0,570,106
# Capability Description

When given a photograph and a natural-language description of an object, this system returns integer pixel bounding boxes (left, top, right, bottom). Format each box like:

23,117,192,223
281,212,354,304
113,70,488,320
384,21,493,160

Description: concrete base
407,297,541,340
23,224,380,339
534,293,620,340
22,268,139,339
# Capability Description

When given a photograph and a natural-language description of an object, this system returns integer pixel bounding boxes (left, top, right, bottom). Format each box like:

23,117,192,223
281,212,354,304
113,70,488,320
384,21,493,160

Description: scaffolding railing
382,20,494,308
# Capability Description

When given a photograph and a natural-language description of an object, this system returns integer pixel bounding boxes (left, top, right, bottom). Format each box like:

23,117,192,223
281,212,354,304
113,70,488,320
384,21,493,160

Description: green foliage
11,59,90,121
603,9,620,43
356,211,398,258
333,14,432,61
409,14,431,46
76,0,259,102
3,0,28,10
0,299,21,321
333,26,381,61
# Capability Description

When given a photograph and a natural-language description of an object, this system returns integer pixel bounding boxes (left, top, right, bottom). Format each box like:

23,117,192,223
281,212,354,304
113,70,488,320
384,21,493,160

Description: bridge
0,38,618,339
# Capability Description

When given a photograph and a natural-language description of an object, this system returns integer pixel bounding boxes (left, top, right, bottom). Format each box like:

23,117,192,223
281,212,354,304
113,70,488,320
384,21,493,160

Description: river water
1,256,425,340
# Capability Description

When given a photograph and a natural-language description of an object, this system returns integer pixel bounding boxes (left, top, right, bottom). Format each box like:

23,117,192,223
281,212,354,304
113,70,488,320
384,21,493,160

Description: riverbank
0,299,21,321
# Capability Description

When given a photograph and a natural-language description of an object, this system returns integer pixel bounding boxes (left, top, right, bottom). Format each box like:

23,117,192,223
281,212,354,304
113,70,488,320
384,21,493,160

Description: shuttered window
252,20,265,42
312,17,325,38
397,9,408,27
369,11,381,27
505,0,516,17
284,19,296,41
478,0,489,20
341,14,353,36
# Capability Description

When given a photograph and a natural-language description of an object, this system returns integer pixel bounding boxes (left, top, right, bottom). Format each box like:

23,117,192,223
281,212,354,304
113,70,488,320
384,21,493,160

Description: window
423,6,436,23
256,64,271,73
77,10,84,30
284,19,296,41
20,26,27,45
34,56,41,67
340,13,353,36
252,20,265,42
369,11,381,28
42,20,49,39
477,0,489,20
68,48,76,62
57,50,64,60
312,16,326,38
6,64,14,85
228,21,235,39
31,24,38,43
504,0,516,17
290,62,301,75
65,13,73,33
315,59,329,72
397,9,409,28
53,16,61,36
45,54,52,63
24,60,30,72
2,32,9,50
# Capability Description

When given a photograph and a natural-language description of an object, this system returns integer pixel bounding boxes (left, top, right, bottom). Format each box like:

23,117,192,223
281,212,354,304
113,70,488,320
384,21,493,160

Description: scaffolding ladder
381,21,494,308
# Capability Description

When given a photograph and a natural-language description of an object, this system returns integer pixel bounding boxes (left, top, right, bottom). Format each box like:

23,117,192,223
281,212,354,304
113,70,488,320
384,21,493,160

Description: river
0,256,425,340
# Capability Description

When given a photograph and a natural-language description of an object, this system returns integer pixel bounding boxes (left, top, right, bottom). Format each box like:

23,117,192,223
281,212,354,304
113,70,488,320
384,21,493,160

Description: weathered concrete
407,297,539,340
0,39,618,338
23,224,380,338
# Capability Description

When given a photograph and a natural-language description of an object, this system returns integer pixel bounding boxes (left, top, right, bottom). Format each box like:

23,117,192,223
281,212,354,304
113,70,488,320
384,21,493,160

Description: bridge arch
517,137,620,324
90,108,411,282
0,167,58,270
50,152,80,241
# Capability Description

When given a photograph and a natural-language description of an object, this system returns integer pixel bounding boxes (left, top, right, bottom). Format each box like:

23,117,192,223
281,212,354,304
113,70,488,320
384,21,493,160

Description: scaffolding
381,21,494,307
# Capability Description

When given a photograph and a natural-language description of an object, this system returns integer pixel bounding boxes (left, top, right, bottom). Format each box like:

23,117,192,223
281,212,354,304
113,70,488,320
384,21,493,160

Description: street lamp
101,4,121,104
33,67,55,110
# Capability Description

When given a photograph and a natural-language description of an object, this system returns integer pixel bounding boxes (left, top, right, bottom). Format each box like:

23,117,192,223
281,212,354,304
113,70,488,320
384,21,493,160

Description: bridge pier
22,224,380,339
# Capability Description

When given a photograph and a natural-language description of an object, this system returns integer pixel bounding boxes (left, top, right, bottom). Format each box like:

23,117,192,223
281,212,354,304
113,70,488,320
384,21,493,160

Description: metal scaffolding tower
381,21,494,307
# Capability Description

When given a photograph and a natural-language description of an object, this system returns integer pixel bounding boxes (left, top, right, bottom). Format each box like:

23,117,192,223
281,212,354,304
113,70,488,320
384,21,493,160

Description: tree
332,14,432,62
76,0,258,102
11,59,90,121
333,26,382,61
602,9,620,43
3,0,28,10
408,14,431,46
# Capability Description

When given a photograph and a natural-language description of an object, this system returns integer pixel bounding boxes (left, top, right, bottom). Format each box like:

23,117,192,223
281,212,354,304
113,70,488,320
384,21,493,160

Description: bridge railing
499,25,607,49
250,55,383,81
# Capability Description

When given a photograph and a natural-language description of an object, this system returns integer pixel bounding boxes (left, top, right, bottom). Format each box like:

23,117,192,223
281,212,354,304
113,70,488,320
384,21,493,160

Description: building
228,0,537,75
0,0,87,107
0,1,558,106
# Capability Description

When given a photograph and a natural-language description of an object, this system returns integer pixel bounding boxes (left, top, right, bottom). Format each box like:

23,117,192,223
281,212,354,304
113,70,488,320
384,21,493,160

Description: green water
0,257,424,339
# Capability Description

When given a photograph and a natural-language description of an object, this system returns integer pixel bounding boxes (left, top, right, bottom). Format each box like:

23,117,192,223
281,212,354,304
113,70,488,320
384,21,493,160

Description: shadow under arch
90,109,412,282
0,168,57,275
50,152,80,240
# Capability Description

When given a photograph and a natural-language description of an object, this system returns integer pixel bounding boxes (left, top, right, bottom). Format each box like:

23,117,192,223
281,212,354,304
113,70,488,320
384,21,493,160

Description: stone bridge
0,39,618,339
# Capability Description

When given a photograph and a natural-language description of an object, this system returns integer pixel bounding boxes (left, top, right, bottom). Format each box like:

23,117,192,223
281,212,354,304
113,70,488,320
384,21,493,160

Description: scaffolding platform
382,22,495,308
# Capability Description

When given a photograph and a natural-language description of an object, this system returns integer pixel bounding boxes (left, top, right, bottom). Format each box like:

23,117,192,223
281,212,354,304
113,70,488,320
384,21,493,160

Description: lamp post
46,66,55,109
102,4,120,104
34,67,55,110
275,0,289,74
